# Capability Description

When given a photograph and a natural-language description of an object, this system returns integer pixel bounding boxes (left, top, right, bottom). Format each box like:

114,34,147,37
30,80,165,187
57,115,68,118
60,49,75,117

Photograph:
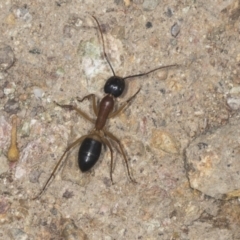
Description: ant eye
104,76,125,97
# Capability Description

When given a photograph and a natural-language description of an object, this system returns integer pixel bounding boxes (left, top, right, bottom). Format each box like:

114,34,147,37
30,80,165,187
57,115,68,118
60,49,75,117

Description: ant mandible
34,15,177,199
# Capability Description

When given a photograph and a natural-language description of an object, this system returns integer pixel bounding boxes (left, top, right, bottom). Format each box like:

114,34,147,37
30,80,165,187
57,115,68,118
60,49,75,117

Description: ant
34,15,177,199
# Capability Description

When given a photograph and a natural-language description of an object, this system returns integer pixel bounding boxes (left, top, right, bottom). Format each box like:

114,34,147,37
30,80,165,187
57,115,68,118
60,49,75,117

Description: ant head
104,76,125,98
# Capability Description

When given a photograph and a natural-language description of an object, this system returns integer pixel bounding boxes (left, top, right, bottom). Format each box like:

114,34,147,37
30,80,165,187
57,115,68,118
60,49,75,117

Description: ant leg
32,135,87,199
77,94,98,116
54,101,94,124
109,88,141,118
100,137,114,184
104,130,136,183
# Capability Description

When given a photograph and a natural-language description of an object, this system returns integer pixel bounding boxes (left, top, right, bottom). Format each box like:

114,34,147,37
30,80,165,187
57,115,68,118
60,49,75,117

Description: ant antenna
123,64,177,80
91,15,116,77
91,15,178,81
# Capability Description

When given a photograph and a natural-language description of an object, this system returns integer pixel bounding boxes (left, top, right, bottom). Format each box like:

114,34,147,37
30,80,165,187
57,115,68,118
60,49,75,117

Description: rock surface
0,0,240,239
186,119,240,199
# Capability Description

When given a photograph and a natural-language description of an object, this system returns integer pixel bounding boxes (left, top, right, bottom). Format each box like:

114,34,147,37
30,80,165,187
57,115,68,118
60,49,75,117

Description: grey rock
186,122,240,199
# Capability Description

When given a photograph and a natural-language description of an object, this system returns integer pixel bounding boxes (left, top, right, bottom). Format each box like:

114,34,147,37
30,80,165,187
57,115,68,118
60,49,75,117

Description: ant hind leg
100,137,114,184
104,130,136,183
32,134,87,199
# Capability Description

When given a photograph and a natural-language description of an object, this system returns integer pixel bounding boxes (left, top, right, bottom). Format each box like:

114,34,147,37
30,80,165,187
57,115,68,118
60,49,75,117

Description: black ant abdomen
78,137,102,172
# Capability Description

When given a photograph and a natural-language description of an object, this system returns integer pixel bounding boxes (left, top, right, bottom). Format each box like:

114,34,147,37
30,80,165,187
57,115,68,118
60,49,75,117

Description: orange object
7,115,19,162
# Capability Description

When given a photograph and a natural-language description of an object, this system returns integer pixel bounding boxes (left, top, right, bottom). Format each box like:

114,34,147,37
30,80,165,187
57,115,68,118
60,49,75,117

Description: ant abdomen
78,137,102,172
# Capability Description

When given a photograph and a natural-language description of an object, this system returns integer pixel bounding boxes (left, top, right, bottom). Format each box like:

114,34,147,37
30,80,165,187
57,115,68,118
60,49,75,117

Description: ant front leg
54,101,94,124
77,94,98,116
109,88,141,118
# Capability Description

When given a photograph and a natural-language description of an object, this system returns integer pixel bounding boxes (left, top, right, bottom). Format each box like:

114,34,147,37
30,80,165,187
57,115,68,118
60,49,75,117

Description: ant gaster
34,15,177,199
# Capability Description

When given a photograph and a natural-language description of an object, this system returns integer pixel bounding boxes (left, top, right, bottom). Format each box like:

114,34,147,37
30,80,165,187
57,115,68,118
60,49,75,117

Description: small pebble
33,88,44,99
62,190,74,199
151,129,180,154
171,23,180,37
12,5,32,23
4,99,20,114
143,0,160,11
227,97,240,110
6,13,16,25
0,155,9,174
3,82,16,95
230,86,240,94
146,21,153,28
166,7,173,17
28,169,42,183
21,121,30,137
0,44,15,71
157,69,168,81
29,48,41,54
124,0,131,7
